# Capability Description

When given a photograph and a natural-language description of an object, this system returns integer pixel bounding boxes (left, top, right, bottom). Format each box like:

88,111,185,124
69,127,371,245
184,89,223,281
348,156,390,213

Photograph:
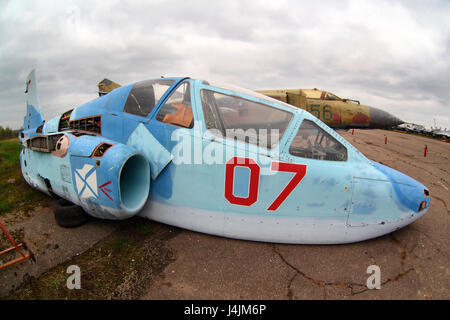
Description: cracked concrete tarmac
141,130,449,300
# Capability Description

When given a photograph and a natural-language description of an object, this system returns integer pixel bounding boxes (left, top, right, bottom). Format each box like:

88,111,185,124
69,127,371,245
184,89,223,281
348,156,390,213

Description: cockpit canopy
301,89,341,101
124,79,175,117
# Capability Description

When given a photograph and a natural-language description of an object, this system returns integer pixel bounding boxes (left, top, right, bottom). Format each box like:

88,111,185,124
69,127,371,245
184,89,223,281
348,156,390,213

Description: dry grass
0,138,49,216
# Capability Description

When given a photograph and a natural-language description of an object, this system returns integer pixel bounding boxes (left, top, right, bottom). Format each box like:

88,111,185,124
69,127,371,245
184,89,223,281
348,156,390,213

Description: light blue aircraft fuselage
19,71,430,244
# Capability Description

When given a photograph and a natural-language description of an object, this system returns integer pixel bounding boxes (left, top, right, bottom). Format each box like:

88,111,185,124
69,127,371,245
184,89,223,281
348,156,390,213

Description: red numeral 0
225,157,260,206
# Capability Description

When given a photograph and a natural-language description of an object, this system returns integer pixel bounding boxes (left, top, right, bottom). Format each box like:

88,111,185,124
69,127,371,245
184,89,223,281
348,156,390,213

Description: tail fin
23,69,44,130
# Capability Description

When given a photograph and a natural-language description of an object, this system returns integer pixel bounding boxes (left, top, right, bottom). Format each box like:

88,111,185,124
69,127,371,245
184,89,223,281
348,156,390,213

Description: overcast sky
1,0,449,130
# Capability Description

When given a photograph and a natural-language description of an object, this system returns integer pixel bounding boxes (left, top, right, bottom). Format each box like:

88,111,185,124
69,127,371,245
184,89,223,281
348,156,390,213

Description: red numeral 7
267,162,307,211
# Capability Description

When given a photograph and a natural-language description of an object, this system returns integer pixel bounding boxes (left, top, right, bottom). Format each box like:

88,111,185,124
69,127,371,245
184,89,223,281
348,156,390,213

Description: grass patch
7,218,180,300
0,138,49,216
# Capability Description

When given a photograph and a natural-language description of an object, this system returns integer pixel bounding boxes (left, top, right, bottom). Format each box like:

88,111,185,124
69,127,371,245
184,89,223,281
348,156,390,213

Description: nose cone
372,162,430,214
369,106,403,129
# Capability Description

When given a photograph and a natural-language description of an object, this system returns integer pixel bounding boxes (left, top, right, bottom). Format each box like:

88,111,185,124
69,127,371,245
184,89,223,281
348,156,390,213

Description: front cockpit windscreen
156,81,194,128
200,89,293,149
325,92,341,101
289,119,347,161
124,79,174,117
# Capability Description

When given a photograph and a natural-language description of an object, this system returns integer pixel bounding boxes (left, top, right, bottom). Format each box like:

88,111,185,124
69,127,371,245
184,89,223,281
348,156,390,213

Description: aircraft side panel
126,123,173,180
141,89,353,230
101,113,123,141
348,178,395,226
20,148,78,204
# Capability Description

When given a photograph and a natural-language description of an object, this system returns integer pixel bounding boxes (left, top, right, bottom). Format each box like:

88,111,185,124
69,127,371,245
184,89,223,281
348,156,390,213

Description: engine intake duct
71,138,151,220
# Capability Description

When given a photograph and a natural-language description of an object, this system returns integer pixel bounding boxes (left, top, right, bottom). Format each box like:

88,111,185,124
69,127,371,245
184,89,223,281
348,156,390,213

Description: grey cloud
0,0,449,129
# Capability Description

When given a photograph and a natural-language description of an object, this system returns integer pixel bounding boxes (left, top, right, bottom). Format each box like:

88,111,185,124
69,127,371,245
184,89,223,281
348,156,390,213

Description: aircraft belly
138,200,425,244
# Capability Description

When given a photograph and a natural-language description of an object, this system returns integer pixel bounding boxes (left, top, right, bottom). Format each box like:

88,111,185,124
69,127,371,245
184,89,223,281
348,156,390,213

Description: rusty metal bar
0,243,24,256
0,220,34,269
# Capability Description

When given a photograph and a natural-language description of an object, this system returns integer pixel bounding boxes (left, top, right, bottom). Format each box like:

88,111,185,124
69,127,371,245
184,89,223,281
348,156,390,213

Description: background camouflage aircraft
256,88,403,130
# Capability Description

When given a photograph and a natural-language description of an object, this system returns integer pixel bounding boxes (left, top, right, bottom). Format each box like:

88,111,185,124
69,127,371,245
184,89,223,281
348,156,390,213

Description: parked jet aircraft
20,70,430,244
256,88,403,130
395,123,450,142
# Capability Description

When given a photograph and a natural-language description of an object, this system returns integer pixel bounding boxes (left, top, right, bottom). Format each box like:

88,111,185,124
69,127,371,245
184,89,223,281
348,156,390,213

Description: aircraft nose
369,106,403,129
372,162,430,214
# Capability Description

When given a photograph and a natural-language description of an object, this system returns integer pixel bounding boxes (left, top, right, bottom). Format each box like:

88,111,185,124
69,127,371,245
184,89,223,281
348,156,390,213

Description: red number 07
225,157,307,211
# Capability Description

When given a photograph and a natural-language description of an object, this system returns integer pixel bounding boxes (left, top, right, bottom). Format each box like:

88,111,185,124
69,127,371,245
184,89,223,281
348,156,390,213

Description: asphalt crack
351,268,415,296
389,234,410,265
431,195,450,216
272,245,366,299
273,235,424,299
286,273,297,300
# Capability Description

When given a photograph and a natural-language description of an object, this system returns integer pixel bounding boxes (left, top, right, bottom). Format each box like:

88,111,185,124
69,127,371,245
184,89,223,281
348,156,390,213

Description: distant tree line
0,126,21,140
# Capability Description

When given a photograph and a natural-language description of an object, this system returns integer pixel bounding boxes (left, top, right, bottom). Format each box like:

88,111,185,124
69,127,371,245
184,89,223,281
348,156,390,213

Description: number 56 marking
225,157,307,211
